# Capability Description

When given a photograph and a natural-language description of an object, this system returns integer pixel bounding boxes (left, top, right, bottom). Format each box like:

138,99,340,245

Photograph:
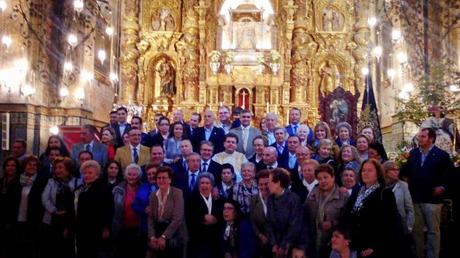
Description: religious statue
152,8,175,31
322,8,333,31
236,21,256,50
157,58,176,97
320,61,339,94
329,98,348,126
421,106,459,154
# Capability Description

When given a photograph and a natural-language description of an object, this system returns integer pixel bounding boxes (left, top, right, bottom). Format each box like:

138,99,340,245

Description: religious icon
152,8,175,31
329,98,348,127
156,58,176,98
320,61,340,94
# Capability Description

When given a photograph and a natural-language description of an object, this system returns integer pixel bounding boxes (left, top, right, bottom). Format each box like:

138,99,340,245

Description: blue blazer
71,141,108,167
401,145,453,204
192,126,226,153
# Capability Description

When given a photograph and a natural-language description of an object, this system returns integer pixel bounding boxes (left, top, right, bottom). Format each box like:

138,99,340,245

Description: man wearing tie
71,124,108,167
114,128,150,170
113,107,131,148
229,109,261,159
270,127,289,162
173,152,202,200
192,110,225,153
199,141,222,185
279,135,301,171
285,107,314,142
262,112,278,145
171,139,194,175
257,146,278,171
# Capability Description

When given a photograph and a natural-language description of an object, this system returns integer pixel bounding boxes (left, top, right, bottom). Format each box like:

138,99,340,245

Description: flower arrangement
391,140,414,167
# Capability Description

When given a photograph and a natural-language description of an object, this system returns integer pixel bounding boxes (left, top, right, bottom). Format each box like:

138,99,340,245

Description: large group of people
0,105,456,258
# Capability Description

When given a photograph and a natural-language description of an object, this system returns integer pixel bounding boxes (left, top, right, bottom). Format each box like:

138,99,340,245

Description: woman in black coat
74,160,114,258
186,172,222,258
341,159,403,258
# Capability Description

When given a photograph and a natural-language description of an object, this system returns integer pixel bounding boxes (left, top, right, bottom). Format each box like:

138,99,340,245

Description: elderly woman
220,199,242,258
250,170,271,257
41,157,81,257
75,160,114,258
306,164,349,257
165,122,187,164
266,168,303,258
186,172,222,258
297,124,312,147
342,159,402,258
148,166,186,258
336,145,360,184
356,135,370,161
9,156,48,258
340,168,360,196
101,127,117,160
112,163,144,258
335,122,355,147
232,162,259,258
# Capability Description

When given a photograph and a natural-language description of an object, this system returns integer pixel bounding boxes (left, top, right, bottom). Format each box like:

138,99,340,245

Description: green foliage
395,96,428,126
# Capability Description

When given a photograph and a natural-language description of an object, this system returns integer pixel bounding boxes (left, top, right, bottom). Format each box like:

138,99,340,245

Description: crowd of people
0,105,456,258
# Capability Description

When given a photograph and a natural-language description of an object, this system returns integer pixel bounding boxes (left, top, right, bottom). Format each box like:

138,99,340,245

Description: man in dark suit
271,127,289,164
401,127,454,258
285,108,314,142
199,141,222,185
248,136,268,169
192,110,225,153
256,146,278,172
170,139,194,176
188,112,201,137
112,107,131,148
279,135,301,171
172,152,201,201
71,125,108,167
131,115,152,147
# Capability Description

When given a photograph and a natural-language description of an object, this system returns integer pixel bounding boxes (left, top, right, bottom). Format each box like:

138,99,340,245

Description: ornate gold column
120,0,140,104
352,0,370,95
195,0,208,104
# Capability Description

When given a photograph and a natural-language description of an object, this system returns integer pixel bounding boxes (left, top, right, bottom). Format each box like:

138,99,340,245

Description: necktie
293,124,298,134
278,144,284,154
268,166,273,170
190,173,196,190
133,147,139,163
242,128,248,151
183,159,187,171
85,144,91,152
202,162,208,172
289,154,296,169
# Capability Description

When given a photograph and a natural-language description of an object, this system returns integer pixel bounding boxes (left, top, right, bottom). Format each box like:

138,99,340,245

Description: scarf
352,183,380,213
19,173,36,187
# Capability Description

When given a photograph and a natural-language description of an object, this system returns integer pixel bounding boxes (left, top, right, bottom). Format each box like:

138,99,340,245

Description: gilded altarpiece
119,0,370,128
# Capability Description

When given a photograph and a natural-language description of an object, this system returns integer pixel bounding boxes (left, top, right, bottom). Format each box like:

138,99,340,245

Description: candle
266,102,269,113
219,102,223,107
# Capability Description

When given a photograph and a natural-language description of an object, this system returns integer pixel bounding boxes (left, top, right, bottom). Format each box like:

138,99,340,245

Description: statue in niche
320,61,340,94
236,21,256,50
157,58,176,97
329,98,348,126
152,8,175,31
322,7,343,31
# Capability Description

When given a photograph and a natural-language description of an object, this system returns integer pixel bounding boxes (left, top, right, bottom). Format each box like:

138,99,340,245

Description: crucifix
241,90,247,109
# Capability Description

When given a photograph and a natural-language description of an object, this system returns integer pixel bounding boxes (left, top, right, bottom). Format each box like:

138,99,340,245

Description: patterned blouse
232,180,258,216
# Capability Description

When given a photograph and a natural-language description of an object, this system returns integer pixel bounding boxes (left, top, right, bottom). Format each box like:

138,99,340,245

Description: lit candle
266,102,269,113
219,102,223,107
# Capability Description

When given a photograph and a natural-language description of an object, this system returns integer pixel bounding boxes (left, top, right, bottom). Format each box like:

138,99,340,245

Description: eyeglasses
156,176,170,180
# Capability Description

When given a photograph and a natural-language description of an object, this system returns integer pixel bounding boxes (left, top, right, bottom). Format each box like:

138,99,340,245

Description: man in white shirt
114,128,150,170
263,112,278,145
212,133,247,182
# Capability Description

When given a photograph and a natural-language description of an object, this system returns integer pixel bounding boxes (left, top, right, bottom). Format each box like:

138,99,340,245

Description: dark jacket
192,126,226,153
8,175,48,225
400,145,453,204
341,185,403,258
113,123,131,148
266,190,303,249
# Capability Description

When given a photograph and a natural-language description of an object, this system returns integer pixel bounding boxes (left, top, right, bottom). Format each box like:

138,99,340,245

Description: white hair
124,163,142,178
80,160,101,176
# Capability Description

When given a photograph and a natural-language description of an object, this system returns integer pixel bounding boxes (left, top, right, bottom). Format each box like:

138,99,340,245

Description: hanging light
81,70,93,81
75,87,85,100
372,46,383,60
0,0,6,12
63,61,73,72
21,84,35,96
367,16,378,27
396,52,408,64
109,72,118,82
59,87,69,98
67,34,78,47
73,0,84,12
97,49,106,64
403,82,414,92
1,35,11,48
49,126,60,135
361,67,370,76
387,69,396,79
392,29,402,41
105,26,114,36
